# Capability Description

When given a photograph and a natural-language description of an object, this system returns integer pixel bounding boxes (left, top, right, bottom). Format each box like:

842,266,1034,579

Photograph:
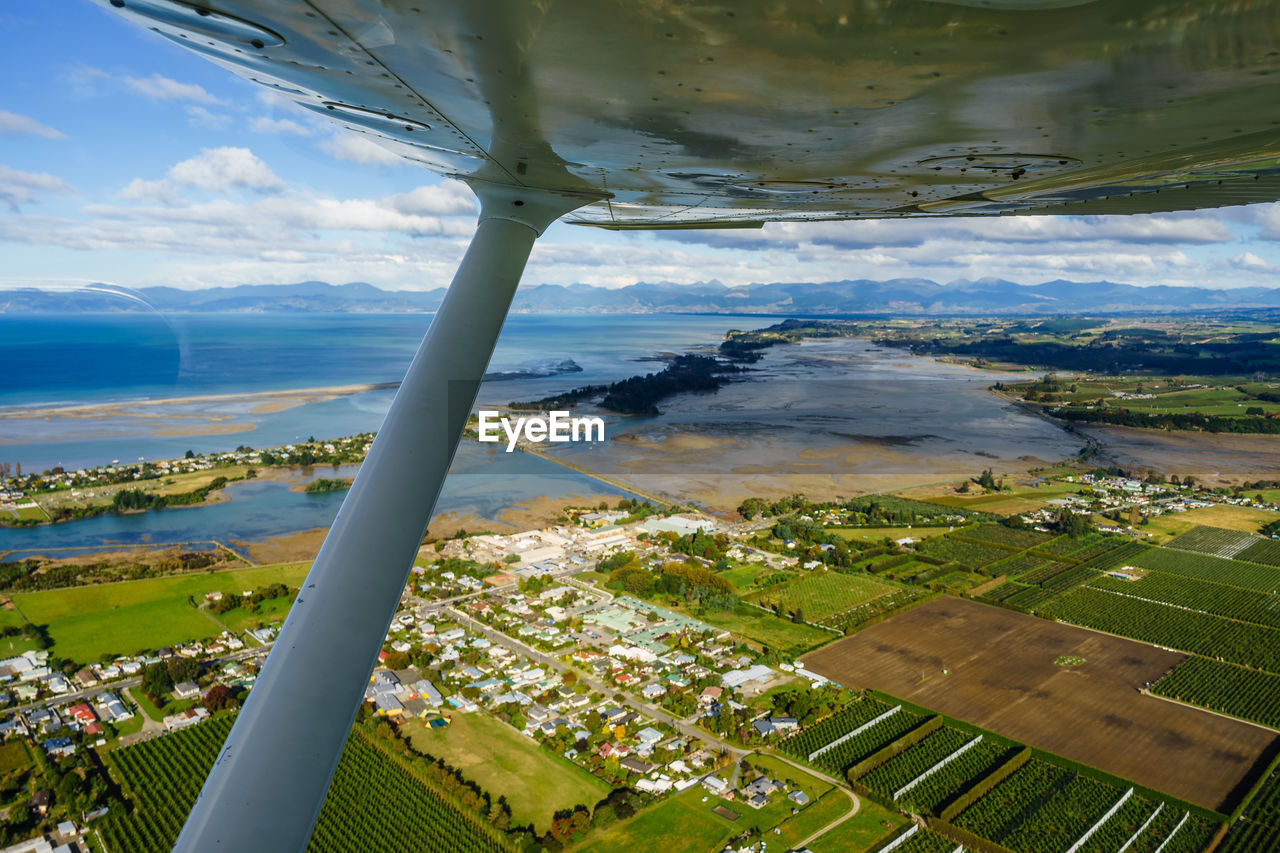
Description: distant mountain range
1,278,1275,315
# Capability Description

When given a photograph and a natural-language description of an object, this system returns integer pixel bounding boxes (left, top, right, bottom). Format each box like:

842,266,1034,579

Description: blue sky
2,3,1279,292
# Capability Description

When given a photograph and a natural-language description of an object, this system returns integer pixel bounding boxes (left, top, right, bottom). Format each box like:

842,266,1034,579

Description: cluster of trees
664,529,729,561
973,468,1004,491
303,478,351,494
111,476,230,512
140,657,202,701
1054,407,1280,434
608,559,738,611
738,493,809,520
0,623,50,649
207,582,292,615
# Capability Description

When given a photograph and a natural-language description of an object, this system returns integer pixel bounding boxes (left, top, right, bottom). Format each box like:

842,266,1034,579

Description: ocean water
0,311,1083,553
0,312,754,470
0,312,749,554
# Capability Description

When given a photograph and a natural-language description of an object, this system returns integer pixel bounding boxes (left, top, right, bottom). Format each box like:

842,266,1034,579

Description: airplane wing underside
97,0,1280,227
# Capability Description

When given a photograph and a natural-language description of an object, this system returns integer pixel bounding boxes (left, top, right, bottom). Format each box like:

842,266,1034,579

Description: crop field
778,697,901,761
810,709,926,776
1166,526,1257,559
960,524,1055,551
817,588,927,633
1048,586,1280,674
1240,538,1280,568
871,827,955,853
800,598,1277,810
858,728,1012,816
1077,540,1150,571
1219,767,1280,853
1064,537,1130,564
1017,559,1079,585
747,571,898,622
1089,571,1280,630
958,762,1216,853
1153,657,1280,730
1127,547,1280,592
988,553,1052,577
101,716,511,853
917,537,1011,570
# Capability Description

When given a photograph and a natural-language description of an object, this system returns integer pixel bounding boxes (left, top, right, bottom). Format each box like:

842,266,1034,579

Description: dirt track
801,597,1278,812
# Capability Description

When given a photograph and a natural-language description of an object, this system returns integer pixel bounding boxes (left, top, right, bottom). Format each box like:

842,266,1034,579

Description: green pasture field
404,711,610,833
10,561,309,663
805,798,906,853
576,787,740,853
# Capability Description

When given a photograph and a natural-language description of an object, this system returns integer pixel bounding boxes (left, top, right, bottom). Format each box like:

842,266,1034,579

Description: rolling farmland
99,716,513,853
800,597,1277,811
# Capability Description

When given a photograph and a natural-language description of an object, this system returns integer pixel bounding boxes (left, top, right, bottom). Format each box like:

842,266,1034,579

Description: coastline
0,382,399,421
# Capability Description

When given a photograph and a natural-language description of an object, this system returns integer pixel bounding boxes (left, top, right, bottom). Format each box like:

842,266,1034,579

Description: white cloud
1228,252,1278,272
167,147,285,193
185,106,232,131
0,110,65,140
0,166,70,211
250,116,310,136
119,177,185,206
320,134,405,166
124,74,221,104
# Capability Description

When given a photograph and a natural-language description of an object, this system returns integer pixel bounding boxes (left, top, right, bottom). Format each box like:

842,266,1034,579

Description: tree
202,684,238,712
141,662,173,697
167,657,200,683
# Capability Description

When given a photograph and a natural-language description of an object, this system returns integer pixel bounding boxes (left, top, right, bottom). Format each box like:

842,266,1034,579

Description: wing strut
173,183,596,853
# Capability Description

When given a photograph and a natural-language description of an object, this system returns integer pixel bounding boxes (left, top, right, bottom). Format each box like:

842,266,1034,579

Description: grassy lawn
577,787,739,853
212,595,292,632
721,563,785,592
770,791,853,850
111,713,145,738
128,687,169,723
0,740,32,774
11,562,309,663
806,798,906,853
10,503,48,521
403,711,610,833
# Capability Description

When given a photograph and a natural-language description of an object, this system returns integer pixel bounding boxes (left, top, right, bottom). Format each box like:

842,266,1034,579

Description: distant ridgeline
510,354,745,416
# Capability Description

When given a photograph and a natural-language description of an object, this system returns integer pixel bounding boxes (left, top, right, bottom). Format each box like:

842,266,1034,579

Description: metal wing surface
95,0,1280,227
